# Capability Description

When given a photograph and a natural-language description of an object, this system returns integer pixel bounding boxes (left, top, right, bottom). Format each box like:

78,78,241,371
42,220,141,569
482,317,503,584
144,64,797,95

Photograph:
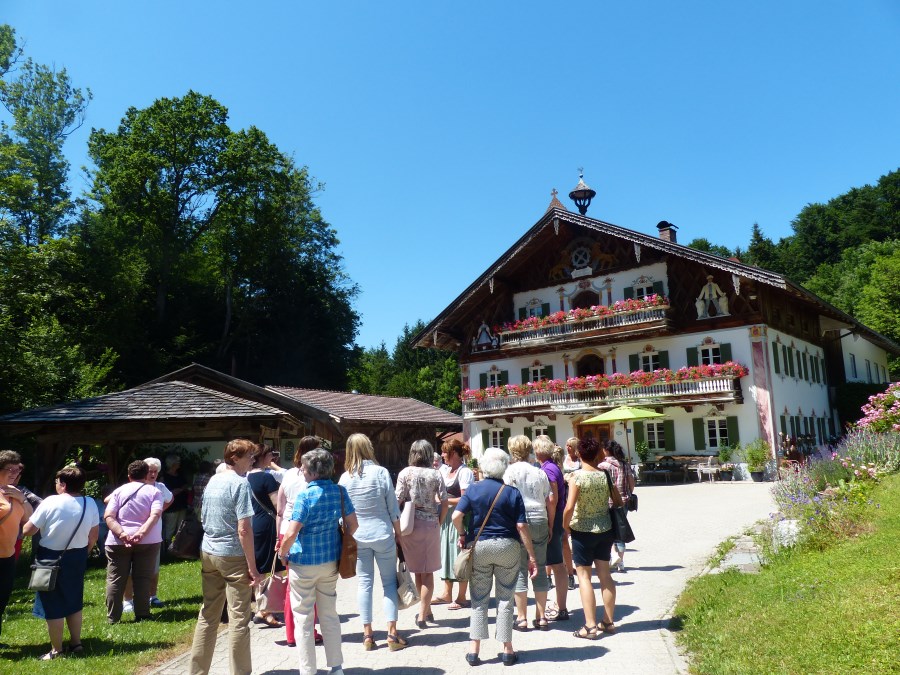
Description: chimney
657,221,678,243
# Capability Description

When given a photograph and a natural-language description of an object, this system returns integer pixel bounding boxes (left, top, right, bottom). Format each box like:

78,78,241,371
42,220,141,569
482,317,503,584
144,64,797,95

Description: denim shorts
546,510,564,565
570,529,614,566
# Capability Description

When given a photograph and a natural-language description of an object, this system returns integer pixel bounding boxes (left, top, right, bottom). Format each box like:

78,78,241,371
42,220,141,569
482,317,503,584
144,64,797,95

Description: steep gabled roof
0,381,287,424
269,387,462,426
413,207,900,355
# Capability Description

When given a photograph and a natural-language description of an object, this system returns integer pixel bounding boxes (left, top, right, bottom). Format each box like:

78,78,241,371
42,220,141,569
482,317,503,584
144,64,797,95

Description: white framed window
706,419,729,448
849,354,858,379
531,366,546,382
489,429,504,448
487,372,502,388
699,345,721,365
533,424,548,438
646,422,666,451
640,352,661,372
865,360,872,383
634,284,655,299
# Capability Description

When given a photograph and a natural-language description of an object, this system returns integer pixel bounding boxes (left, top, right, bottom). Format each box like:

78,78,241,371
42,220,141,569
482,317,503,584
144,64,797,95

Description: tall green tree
0,57,91,244
685,237,733,258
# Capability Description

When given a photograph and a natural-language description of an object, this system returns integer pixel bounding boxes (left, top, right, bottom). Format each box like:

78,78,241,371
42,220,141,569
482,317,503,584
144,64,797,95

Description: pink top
104,482,164,546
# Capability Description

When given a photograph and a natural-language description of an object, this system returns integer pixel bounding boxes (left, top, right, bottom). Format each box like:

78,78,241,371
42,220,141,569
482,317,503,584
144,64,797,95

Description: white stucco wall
842,336,891,385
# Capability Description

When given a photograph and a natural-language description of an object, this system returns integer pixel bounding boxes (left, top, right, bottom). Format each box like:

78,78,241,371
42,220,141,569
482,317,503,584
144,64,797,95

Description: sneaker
122,600,134,614
149,596,165,608
567,575,575,590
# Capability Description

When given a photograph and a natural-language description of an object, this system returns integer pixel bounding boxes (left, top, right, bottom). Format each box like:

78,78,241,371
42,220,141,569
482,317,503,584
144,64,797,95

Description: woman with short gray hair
395,440,448,628
279,448,358,675
504,435,551,631
452,448,538,666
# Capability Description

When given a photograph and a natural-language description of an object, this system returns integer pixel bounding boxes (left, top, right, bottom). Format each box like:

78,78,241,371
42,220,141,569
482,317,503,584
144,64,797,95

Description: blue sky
6,1,900,350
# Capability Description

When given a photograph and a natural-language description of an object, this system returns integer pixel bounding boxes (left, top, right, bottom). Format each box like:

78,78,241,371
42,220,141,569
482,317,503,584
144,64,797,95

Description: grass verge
0,556,202,675
673,472,900,674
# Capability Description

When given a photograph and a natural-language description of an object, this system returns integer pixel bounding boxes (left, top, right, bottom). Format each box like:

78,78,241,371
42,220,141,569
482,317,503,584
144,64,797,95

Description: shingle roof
0,381,288,423
268,387,462,426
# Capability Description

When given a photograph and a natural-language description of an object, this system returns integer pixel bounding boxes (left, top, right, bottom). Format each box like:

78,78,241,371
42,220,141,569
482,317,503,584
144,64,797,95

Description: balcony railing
497,306,669,349
461,376,742,417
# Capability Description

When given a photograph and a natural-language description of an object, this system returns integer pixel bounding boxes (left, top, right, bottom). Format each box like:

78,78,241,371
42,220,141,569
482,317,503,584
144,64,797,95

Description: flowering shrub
459,362,749,401
771,429,899,550
498,294,669,333
857,382,900,432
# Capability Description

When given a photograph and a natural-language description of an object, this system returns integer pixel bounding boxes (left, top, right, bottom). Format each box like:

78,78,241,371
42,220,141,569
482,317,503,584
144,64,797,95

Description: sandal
430,596,451,605
387,633,408,651
363,635,376,651
544,602,559,620
532,618,550,631
573,624,601,640
512,618,530,632
255,614,283,628
600,620,617,634
448,600,470,610
39,649,62,660
67,643,84,656
553,609,570,621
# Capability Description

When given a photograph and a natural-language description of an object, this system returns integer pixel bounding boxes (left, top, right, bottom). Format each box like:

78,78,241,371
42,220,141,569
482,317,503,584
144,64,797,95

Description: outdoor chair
698,456,721,482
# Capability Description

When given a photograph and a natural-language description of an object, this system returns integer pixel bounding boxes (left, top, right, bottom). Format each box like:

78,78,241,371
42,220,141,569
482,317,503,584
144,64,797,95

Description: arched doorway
571,290,600,310
576,354,604,377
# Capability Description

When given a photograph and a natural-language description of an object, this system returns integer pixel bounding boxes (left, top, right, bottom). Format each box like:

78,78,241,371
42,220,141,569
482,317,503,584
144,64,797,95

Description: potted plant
718,444,738,481
744,439,770,481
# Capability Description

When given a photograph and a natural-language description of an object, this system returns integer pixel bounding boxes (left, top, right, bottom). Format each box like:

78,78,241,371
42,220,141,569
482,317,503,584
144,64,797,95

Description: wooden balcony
481,307,669,353
461,376,743,419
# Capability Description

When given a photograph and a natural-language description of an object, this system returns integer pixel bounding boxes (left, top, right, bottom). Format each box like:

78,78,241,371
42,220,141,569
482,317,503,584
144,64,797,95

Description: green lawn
0,556,203,675
673,473,900,674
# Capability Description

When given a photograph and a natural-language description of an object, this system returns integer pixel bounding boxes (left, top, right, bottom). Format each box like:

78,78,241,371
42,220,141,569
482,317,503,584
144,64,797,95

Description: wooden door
575,423,611,444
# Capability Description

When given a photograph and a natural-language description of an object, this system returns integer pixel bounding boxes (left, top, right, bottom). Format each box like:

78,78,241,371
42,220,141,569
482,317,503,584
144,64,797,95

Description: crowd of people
0,431,636,672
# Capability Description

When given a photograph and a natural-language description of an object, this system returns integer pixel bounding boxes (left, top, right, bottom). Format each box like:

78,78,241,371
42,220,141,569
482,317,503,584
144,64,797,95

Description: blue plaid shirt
287,480,355,566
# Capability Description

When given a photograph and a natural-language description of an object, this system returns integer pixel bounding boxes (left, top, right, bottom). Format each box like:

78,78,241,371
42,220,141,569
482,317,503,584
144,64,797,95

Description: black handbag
602,470,636,544
29,497,86,592
168,512,203,559
627,493,638,512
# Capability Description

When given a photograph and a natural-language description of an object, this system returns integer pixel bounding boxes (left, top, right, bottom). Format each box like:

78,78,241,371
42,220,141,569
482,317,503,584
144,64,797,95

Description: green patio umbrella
582,405,664,462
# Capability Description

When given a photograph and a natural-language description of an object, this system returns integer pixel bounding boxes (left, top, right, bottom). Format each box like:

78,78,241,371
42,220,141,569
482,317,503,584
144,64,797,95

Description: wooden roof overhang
0,380,303,445
414,207,900,356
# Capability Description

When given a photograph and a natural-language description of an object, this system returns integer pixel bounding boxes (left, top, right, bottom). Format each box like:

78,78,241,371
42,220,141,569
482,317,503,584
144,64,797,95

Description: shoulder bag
337,487,357,579
29,497,86,592
399,499,415,536
601,469,635,544
169,510,203,559
256,550,288,613
453,484,505,582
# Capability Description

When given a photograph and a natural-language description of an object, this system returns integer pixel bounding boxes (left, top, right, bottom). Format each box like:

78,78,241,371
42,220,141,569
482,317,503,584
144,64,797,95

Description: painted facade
415,204,899,463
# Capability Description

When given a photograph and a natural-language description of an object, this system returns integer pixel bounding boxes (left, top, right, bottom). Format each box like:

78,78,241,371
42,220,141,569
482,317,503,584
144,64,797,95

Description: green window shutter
518,307,527,320
652,280,664,296
821,358,827,384
802,354,809,381
543,365,554,380
629,354,640,372
812,358,820,383
541,303,551,317
623,286,635,300
499,371,509,386
546,425,556,443
726,416,740,446
479,373,487,389
658,351,670,369
693,419,706,450
502,428,511,452
686,347,699,367
719,343,732,363
521,367,530,385
632,421,645,445
663,420,675,453
524,426,532,440
787,349,795,377
772,344,780,374
789,417,796,436
481,429,489,449
795,352,802,378
780,415,787,436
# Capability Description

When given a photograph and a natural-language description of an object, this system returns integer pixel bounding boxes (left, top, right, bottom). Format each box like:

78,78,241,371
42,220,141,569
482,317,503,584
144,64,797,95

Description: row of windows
848,354,889,384
478,343,735,388
779,414,834,445
772,342,825,384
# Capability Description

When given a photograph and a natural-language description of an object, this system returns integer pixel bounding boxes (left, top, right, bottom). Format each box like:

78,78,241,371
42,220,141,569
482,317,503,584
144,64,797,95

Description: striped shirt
287,480,355,566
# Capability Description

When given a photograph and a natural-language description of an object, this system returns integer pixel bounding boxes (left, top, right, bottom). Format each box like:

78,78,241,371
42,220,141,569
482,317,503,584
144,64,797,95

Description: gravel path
154,481,775,674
